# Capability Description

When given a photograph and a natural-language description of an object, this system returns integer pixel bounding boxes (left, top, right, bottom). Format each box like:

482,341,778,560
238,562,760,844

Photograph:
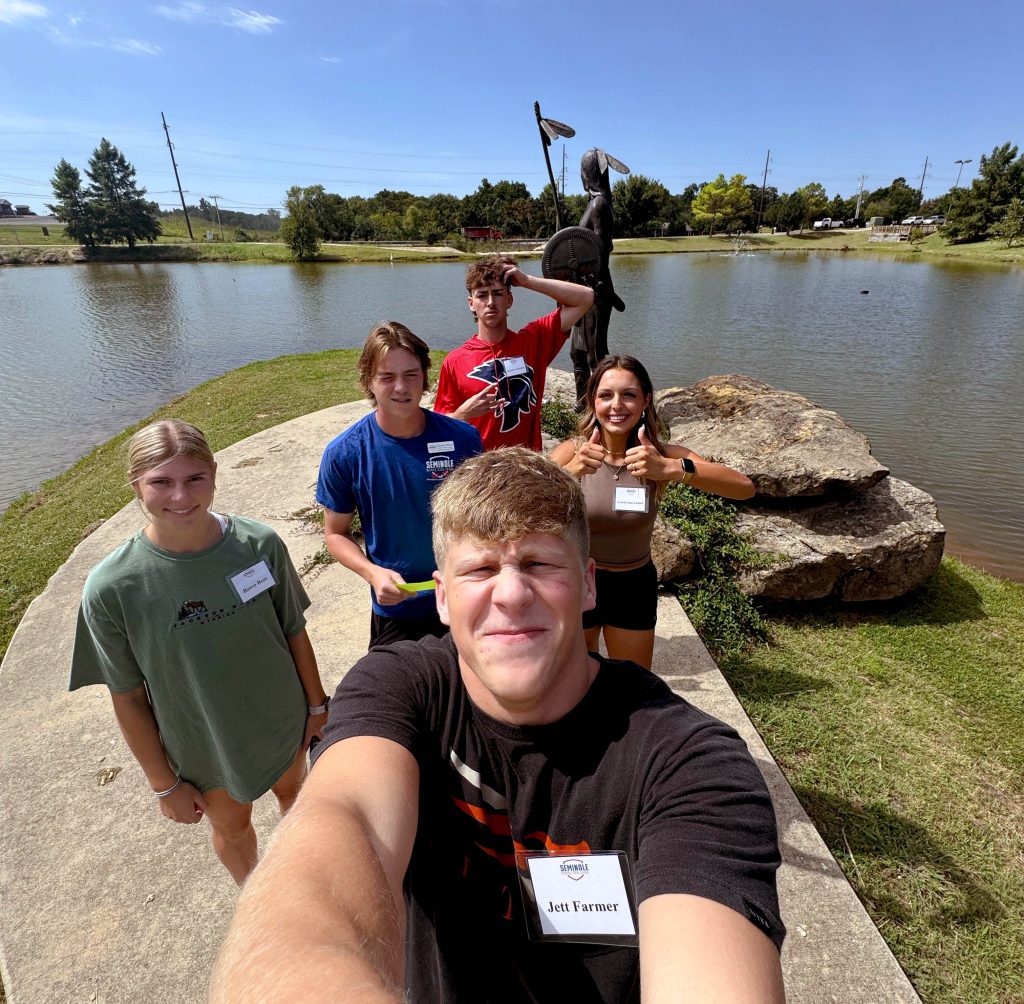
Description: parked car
923,215,946,226
812,217,844,230
844,218,867,228
901,216,926,226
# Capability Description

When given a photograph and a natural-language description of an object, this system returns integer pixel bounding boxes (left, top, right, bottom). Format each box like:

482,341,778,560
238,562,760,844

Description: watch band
308,696,331,716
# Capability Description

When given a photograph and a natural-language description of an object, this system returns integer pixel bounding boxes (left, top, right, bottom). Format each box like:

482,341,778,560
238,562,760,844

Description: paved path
0,398,920,1003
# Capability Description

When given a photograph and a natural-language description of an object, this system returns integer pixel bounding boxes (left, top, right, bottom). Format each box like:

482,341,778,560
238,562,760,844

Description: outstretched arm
501,260,594,330
639,894,785,1003
210,736,419,1002
624,427,756,500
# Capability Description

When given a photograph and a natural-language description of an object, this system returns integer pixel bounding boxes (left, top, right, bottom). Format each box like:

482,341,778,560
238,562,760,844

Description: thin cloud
0,0,48,25
153,3,281,34
226,7,279,33
45,25,161,55
318,53,340,63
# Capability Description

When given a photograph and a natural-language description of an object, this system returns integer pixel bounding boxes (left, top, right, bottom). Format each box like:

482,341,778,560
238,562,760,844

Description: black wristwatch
680,457,696,480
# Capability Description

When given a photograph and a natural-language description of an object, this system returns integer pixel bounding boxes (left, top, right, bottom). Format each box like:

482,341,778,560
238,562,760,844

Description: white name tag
525,853,637,940
228,559,276,604
614,485,649,512
502,356,529,377
428,440,455,454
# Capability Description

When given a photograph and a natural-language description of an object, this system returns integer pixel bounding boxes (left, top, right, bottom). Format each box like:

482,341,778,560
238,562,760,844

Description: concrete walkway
0,398,920,1003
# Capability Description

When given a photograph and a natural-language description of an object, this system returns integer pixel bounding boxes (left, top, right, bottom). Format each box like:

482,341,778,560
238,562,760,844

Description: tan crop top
580,458,658,570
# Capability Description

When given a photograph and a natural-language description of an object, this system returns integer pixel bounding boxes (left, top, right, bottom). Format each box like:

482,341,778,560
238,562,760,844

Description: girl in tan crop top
550,356,754,669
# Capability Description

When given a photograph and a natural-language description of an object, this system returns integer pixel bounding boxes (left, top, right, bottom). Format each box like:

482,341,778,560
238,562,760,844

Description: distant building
460,225,503,240
15,205,33,216
0,200,15,217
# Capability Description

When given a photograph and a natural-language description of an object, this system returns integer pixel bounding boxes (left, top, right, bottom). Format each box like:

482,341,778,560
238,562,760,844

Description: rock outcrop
734,478,945,601
657,375,889,498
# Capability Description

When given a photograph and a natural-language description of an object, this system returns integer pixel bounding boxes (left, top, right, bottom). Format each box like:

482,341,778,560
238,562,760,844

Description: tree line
47,138,1023,251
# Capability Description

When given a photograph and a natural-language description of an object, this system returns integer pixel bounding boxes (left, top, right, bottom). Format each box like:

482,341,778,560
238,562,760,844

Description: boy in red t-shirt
434,255,593,450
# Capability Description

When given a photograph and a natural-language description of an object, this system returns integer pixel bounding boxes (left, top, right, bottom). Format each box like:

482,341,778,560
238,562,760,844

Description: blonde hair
127,420,215,491
357,321,431,405
431,448,589,568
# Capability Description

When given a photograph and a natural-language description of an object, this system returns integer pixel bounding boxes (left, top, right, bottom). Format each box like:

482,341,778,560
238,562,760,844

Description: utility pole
161,112,194,241
209,194,224,241
756,149,771,230
854,175,867,219
560,144,567,198
917,155,929,200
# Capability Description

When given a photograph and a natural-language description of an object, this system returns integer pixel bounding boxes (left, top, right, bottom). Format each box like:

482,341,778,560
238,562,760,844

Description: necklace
609,459,627,481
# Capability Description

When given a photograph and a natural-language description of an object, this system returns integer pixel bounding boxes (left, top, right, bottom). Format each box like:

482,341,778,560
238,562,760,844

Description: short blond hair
127,420,214,490
431,448,589,568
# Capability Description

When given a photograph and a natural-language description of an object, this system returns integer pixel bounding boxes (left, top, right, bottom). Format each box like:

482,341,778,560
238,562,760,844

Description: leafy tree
992,197,1024,246
767,191,806,233
690,175,729,235
612,174,671,237
281,186,322,259
47,158,97,246
945,143,1024,243
691,174,753,234
795,182,828,229
83,138,161,247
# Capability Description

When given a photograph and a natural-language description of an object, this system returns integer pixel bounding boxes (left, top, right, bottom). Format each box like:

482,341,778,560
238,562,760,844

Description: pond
2,251,1022,581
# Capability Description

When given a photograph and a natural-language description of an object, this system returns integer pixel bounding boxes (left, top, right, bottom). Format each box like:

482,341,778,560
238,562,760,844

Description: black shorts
369,610,448,649
582,560,658,632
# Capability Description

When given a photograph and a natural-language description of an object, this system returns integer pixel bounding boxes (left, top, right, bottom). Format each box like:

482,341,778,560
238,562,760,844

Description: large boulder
735,477,945,601
657,375,889,499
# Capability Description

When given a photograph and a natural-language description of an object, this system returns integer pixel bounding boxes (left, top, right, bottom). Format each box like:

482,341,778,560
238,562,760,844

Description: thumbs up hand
570,425,606,477
624,424,668,480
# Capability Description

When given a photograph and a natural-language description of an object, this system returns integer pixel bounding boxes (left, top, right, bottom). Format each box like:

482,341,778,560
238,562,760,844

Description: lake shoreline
3,230,1023,268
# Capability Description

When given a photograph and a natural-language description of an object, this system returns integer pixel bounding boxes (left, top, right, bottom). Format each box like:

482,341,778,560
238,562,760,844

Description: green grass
0,349,364,658
722,559,1024,1003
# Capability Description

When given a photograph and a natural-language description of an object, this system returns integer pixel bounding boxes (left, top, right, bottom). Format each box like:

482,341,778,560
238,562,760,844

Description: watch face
682,457,696,474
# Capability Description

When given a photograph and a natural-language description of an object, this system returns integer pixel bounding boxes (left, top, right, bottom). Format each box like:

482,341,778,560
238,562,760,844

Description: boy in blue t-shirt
317,322,482,648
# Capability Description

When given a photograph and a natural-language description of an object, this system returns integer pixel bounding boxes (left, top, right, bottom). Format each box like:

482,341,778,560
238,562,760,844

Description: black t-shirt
314,634,784,1003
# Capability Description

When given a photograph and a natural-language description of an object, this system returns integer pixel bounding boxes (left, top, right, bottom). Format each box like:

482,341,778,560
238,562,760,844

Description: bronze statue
571,148,628,405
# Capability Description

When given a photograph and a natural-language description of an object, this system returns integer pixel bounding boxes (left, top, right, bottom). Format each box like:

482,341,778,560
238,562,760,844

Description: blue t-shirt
316,409,482,619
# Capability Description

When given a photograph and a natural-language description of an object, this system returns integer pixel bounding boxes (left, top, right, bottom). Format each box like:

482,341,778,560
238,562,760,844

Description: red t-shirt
434,309,566,450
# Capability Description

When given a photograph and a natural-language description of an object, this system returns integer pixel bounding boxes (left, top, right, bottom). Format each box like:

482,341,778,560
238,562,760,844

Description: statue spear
534,101,575,231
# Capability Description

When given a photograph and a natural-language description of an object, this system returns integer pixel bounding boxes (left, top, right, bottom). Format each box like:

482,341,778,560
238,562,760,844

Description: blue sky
2,0,1022,215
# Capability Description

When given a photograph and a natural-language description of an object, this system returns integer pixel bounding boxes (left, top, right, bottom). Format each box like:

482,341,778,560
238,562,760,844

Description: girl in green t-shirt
70,420,330,885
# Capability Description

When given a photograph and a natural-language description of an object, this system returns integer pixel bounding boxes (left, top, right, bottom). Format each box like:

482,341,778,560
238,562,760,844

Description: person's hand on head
499,259,526,288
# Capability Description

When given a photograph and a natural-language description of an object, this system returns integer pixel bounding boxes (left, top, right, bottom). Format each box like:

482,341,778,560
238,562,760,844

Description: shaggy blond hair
358,321,431,405
431,448,589,568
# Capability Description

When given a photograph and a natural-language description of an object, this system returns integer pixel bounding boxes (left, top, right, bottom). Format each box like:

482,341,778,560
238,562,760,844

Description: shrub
541,398,578,441
658,483,772,658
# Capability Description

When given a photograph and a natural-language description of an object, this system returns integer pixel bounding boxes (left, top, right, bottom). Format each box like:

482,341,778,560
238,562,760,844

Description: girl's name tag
614,485,649,513
228,560,276,604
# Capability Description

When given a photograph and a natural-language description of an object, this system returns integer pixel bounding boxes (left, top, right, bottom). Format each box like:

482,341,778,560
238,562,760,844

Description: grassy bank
2,353,1022,1002
721,563,1024,1003
5,223,1023,267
